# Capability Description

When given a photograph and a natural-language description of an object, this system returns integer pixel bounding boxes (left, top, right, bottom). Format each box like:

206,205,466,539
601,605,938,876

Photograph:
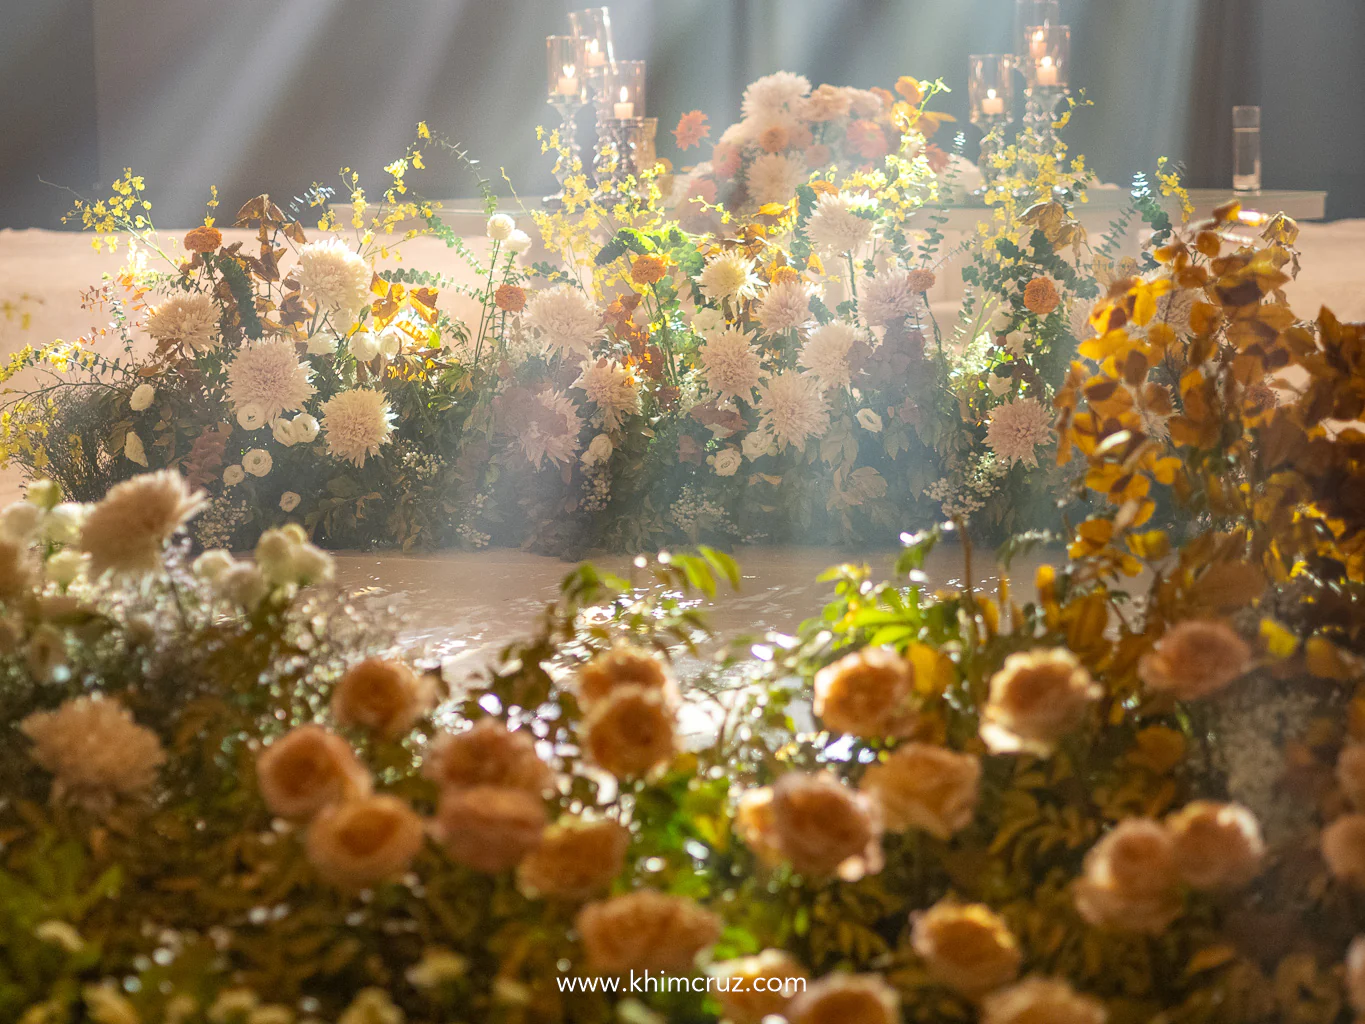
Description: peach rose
1166,800,1265,889
735,786,785,867
583,685,675,779
517,817,630,900
1022,276,1061,316
305,795,425,888
256,724,370,820
911,900,1021,997
787,973,899,1024
1347,936,1365,1015
813,647,918,739
577,644,676,709
980,648,1099,756
861,743,980,839
708,949,810,1023
980,977,1107,1024
423,718,554,796
1322,814,1365,886
1138,619,1252,700
576,890,721,973
432,785,545,873
1340,745,1365,810
770,771,883,880
1074,818,1183,934
331,657,433,739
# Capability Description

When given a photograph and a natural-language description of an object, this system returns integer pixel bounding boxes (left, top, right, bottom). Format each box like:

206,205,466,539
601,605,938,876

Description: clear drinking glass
1232,105,1262,194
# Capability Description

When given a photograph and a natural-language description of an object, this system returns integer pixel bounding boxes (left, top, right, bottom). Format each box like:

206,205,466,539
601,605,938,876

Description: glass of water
1232,105,1262,194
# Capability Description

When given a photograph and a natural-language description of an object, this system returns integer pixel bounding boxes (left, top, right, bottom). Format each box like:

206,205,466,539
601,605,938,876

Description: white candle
585,40,606,67
556,74,579,96
613,85,634,119
981,89,1004,116
1035,57,1058,86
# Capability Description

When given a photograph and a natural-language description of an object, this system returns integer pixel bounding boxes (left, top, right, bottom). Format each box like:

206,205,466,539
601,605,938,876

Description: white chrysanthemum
145,293,219,353
699,328,765,403
573,358,640,430
984,397,1054,468
21,697,165,809
129,383,156,411
757,371,830,452
698,252,761,303
859,268,921,326
515,389,583,469
525,285,602,357
321,388,395,468
741,71,812,120
756,278,816,336
799,321,858,390
805,192,876,255
297,239,372,328
79,470,205,576
225,340,316,422
746,153,807,206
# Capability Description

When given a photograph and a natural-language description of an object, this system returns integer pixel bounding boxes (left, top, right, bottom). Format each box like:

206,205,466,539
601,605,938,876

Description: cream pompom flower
984,397,1054,468
79,470,206,576
297,239,372,328
486,213,516,240
757,371,830,452
699,328,764,403
226,340,316,423
799,321,858,390
525,285,602,358
746,152,807,207
572,358,640,430
756,278,816,336
320,388,395,468
805,192,876,255
515,389,583,469
145,293,220,353
21,696,165,809
859,267,921,326
741,71,812,120
698,251,761,303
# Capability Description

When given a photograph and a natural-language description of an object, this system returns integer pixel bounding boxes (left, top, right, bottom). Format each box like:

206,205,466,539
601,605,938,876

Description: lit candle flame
563,63,576,78
987,88,997,99
619,85,629,103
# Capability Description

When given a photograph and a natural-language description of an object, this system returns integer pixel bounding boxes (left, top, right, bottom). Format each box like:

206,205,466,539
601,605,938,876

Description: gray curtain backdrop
1,0,1362,228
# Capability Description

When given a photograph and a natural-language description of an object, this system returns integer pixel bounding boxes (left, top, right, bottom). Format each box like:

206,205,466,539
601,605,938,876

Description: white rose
486,213,516,241
989,307,1015,334
124,431,149,467
291,414,320,443
271,418,298,447
741,429,777,461
130,382,156,411
291,543,335,584
856,409,884,433
713,448,743,477
691,308,725,338
306,332,338,355
350,330,380,362
506,229,533,255
1003,331,1028,358
192,549,235,581
280,491,302,513
41,503,86,544
216,562,268,610
378,326,404,358
0,501,43,541
243,449,273,477
223,464,246,486
45,549,87,586
581,433,614,467
237,403,267,430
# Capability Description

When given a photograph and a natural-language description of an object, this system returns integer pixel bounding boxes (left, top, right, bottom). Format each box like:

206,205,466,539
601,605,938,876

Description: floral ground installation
0,76,1177,555
3,208,1365,1023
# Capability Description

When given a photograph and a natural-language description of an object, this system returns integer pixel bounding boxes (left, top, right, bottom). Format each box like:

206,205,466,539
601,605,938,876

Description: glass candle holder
1024,24,1069,89
969,54,1014,124
546,35,587,104
604,60,646,120
568,7,615,77
1016,0,1060,63
1232,105,1262,193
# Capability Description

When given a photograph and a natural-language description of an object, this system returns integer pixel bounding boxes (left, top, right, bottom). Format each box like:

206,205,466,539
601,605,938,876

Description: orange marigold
495,284,527,312
770,266,801,286
631,254,668,286
184,225,223,253
673,110,711,150
1023,276,1061,316
906,269,937,293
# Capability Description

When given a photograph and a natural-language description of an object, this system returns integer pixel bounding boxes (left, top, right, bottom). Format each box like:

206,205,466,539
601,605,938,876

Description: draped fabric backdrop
1,0,1362,230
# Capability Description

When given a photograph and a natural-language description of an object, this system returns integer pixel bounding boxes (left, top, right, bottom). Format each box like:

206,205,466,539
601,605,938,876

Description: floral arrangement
1,88,1174,555
5,211,1365,1024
